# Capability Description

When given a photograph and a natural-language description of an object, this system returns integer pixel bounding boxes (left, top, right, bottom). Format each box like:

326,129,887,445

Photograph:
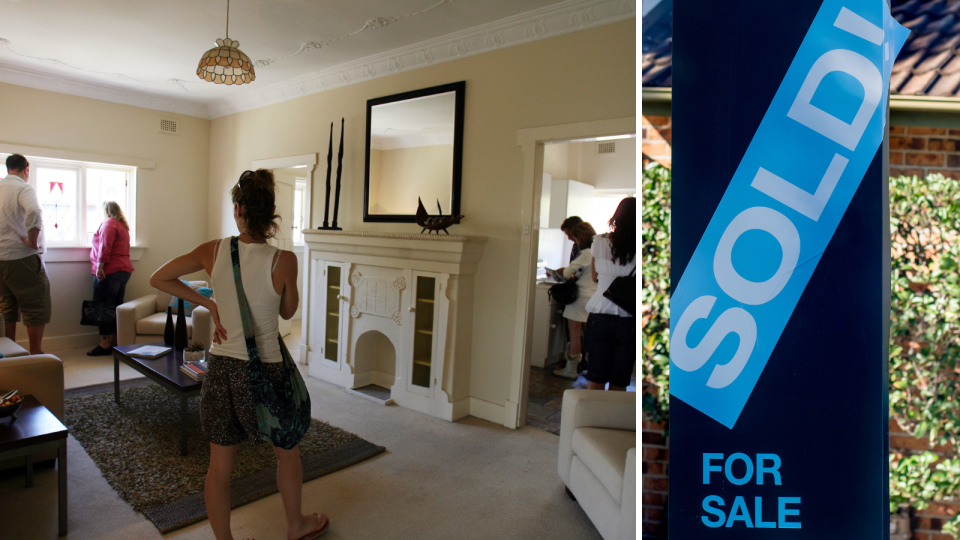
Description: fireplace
301,230,486,421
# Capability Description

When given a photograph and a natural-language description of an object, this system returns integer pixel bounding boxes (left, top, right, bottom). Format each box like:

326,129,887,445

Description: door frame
252,154,318,363
505,117,636,429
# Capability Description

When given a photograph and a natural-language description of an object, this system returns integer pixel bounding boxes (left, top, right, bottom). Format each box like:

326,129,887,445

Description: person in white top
0,154,50,354
150,169,329,540
584,197,636,391
553,222,598,379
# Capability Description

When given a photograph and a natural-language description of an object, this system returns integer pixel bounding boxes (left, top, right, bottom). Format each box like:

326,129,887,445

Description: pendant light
197,0,255,85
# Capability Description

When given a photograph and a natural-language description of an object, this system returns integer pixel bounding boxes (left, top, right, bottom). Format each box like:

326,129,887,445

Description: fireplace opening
353,330,396,393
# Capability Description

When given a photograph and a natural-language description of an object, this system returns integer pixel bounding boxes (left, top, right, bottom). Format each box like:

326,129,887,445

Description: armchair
116,280,213,346
558,389,636,540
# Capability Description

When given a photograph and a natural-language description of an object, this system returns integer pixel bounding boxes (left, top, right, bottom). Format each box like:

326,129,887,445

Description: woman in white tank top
150,169,329,540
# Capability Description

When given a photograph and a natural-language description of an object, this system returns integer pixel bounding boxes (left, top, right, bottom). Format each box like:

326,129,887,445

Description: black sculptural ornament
164,306,175,345
175,299,188,350
416,198,464,234
318,118,345,231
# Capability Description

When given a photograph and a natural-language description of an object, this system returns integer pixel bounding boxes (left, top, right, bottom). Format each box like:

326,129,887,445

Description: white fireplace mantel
300,230,486,421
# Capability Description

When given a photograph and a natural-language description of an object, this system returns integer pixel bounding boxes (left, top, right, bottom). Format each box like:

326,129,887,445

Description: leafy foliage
641,163,671,425
889,173,960,534
641,169,960,534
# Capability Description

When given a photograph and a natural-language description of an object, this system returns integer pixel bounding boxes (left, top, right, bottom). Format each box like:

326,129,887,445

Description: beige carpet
0,330,604,540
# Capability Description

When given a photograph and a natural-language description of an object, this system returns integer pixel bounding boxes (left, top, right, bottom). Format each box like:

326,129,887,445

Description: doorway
251,154,317,356
506,116,636,430
524,136,638,433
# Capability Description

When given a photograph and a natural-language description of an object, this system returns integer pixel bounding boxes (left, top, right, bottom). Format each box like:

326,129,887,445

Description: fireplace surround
301,230,486,420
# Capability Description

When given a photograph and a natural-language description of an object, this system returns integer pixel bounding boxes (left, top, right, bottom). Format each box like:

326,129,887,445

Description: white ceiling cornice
0,0,635,120
0,63,208,118
207,0,636,119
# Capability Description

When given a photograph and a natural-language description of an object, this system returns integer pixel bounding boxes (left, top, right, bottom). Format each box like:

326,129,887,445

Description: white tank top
208,237,283,363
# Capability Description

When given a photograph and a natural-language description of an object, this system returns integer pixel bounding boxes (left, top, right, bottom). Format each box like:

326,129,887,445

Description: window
588,193,635,234
1,154,136,247
293,179,307,245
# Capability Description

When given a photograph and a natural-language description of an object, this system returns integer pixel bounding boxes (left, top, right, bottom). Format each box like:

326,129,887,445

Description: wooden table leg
180,395,188,456
25,453,33,488
114,355,120,404
58,441,67,536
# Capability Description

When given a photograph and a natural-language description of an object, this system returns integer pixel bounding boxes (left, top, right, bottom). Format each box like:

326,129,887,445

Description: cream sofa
558,390,636,540
0,316,64,470
117,280,213,346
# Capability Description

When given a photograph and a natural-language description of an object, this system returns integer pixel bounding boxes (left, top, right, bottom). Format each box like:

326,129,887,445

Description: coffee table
0,394,67,536
113,342,202,456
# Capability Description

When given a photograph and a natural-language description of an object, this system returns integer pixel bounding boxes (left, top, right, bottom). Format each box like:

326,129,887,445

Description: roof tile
640,0,960,99
901,69,940,93
928,70,960,94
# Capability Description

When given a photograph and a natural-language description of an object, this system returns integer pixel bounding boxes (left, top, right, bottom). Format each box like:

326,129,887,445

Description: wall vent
597,141,616,154
158,118,179,135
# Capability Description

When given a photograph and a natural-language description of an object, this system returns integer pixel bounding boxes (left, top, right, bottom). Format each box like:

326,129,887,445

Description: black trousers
93,271,131,335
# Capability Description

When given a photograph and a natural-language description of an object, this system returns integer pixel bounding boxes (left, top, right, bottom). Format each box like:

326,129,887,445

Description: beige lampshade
197,38,255,85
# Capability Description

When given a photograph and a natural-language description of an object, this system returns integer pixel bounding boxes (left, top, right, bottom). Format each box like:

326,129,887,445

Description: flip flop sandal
289,513,329,540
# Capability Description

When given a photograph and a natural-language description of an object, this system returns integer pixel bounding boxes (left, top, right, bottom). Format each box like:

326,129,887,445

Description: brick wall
891,125,960,180
641,115,672,168
639,116,960,539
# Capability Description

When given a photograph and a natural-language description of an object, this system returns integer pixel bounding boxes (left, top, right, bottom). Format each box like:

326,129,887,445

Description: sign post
669,0,907,536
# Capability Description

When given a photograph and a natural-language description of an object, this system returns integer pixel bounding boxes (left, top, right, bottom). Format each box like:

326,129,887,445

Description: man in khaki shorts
0,154,50,354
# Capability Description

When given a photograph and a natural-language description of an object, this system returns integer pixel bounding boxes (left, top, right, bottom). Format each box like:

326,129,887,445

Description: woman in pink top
87,201,134,356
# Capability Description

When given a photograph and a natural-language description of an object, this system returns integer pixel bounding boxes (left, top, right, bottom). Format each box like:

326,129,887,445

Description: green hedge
641,167,960,534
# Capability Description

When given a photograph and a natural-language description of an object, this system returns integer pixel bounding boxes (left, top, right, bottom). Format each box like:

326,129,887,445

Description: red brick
642,141,668,156
644,447,668,460
891,125,906,134
913,532,931,540
644,476,669,491
642,418,667,431
645,506,664,522
890,168,925,178
948,154,960,167
915,516,946,530
930,534,954,540
890,418,906,433
890,152,904,165
906,153,945,166
951,129,960,136
926,503,960,517
644,461,666,475
643,492,665,506
642,522,660,534
642,115,670,127
891,136,927,150
908,127,948,135
928,138,959,151
890,434,934,451
643,431,666,445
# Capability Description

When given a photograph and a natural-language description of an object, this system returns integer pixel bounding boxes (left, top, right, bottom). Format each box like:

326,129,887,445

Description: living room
0,1,636,539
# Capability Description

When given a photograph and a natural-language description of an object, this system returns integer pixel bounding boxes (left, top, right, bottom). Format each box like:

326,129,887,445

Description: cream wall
0,82,210,350
368,145,454,215
208,19,635,408
544,138,637,191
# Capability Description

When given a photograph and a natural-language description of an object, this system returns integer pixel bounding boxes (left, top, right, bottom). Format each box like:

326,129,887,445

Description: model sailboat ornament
416,198,464,234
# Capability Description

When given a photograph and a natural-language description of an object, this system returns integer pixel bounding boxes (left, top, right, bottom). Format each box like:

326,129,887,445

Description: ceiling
0,0,635,118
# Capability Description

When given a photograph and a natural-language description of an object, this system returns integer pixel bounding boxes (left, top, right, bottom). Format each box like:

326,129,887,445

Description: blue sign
669,0,909,429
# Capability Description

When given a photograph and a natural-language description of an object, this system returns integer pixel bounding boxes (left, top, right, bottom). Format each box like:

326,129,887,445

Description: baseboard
18,332,99,352
469,397,506,425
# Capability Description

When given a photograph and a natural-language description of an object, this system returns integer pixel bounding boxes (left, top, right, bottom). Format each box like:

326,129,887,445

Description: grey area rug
65,379,385,533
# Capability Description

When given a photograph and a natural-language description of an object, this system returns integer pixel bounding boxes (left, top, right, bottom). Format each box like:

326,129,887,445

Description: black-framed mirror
363,81,465,223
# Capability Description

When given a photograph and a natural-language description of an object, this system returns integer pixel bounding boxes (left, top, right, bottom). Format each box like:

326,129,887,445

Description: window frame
2,153,137,248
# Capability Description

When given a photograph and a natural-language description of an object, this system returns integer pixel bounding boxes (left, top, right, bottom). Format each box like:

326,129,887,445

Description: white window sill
43,245,146,263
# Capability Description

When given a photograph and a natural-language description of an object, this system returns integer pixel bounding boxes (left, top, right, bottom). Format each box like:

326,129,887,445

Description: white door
272,173,296,336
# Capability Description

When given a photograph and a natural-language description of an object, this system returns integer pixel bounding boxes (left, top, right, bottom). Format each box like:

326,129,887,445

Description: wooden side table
0,394,68,536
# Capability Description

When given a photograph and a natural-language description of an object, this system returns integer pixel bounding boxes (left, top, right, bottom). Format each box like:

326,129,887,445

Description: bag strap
229,237,262,363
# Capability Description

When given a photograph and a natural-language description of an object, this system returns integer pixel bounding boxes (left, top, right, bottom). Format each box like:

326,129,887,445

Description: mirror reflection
364,82,464,222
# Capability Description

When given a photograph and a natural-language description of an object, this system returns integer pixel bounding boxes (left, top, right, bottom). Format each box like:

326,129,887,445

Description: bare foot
287,512,328,540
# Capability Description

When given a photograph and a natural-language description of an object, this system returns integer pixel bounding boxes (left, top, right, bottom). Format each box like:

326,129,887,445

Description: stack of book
180,362,207,381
